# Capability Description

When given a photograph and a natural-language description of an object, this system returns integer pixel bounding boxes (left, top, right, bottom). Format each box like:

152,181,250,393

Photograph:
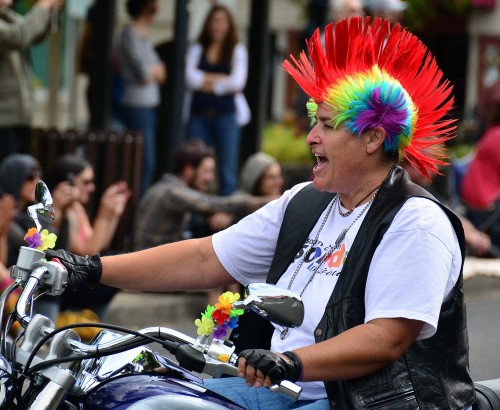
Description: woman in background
0,154,71,322
51,154,130,324
185,5,249,196
197,151,284,241
0,154,44,267
239,152,284,197
119,0,165,195
51,155,131,257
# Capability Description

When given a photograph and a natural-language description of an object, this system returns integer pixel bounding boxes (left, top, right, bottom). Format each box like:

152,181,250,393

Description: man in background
133,139,276,251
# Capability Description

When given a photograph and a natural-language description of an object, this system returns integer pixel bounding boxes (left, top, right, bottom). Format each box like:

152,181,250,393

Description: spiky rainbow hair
283,17,455,180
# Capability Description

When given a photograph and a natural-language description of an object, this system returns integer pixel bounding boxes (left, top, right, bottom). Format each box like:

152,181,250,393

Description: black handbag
474,379,500,409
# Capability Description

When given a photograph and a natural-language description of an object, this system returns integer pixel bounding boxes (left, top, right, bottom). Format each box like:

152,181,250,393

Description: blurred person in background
460,81,500,249
0,154,44,267
329,0,365,21
0,153,70,321
51,154,131,257
195,151,285,238
134,140,277,305
133,139,275,252
118,0,165,195
403,161,492,257
0,0,62,162
184,5,249,196
239,152,284,197
365,0,407,24
51,154,131,323
0,190,19,335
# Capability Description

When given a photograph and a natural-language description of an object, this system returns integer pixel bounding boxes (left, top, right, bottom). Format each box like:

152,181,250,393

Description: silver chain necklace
279,189,379,340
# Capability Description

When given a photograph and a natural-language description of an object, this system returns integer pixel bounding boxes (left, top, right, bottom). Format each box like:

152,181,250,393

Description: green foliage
262,123,314,165
404,0,471,30
448,144,475,160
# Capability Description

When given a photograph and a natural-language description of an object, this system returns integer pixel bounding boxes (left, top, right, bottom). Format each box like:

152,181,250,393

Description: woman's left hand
237,349,302,388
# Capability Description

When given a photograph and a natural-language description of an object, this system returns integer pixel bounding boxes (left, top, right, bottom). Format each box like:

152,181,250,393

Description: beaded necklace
337,185,381,217
279,189,379,340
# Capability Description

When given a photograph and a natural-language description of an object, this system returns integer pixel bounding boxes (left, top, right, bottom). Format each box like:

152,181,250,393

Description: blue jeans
120,105,158,195
202,377,330,410
203,378,473,409
187,112,240,196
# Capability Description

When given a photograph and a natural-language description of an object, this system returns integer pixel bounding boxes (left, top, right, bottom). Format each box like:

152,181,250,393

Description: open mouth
314,153,328,172
314,153,328,168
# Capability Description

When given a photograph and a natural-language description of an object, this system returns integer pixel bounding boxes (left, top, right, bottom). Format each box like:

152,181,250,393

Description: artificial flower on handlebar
24,227,57,251
195,291,244,339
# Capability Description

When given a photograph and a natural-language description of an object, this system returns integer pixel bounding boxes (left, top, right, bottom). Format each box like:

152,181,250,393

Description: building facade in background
22,0,500,136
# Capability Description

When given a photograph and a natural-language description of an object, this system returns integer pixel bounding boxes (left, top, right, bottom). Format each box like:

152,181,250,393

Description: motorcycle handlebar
13,254,302,401
66,326,197,354
66,326,301,400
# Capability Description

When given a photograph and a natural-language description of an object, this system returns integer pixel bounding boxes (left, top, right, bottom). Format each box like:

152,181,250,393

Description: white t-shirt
212,182,462,400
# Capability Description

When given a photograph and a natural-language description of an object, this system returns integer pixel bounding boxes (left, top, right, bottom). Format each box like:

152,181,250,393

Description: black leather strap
267,185,336,285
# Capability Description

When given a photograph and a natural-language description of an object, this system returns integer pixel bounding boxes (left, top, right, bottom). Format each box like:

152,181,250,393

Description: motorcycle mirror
27,180,54,231
233,283,304,328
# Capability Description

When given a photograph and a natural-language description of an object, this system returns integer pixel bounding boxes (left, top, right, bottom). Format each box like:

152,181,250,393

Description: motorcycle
0,180,304,409
2,180,500,410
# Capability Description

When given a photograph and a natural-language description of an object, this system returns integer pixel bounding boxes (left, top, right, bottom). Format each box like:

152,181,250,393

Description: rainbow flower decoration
24,228,57,252
194,291,244,339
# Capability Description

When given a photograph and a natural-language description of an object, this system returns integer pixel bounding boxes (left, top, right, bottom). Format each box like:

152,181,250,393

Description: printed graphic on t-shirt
294,238,348,278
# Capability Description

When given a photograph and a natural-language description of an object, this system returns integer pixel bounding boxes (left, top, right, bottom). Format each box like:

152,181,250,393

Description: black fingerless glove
239,349,303,383
45,249,102,291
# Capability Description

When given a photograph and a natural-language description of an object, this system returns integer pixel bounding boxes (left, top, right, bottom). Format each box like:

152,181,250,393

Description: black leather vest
264,167,476,409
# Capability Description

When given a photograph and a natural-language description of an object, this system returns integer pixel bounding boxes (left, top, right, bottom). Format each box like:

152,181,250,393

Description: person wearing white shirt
184,5,249,196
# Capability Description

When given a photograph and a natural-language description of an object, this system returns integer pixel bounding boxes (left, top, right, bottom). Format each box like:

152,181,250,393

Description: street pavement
464,275,500,381
106,274,500,383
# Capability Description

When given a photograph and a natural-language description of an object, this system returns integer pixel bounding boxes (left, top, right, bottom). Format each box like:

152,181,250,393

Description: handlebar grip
39,260,68,296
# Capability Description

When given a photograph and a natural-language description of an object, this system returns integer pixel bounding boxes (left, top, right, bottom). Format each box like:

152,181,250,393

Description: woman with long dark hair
184,5,249,196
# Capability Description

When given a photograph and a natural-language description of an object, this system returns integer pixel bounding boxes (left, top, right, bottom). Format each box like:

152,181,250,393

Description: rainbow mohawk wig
283,17,455,180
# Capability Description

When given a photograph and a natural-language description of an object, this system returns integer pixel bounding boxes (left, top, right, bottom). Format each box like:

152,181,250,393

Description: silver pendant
335,229,347,248
280,327,289,340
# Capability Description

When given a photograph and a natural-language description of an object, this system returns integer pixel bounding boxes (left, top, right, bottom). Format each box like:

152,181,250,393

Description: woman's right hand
150,62,167,84
52,181,76,214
